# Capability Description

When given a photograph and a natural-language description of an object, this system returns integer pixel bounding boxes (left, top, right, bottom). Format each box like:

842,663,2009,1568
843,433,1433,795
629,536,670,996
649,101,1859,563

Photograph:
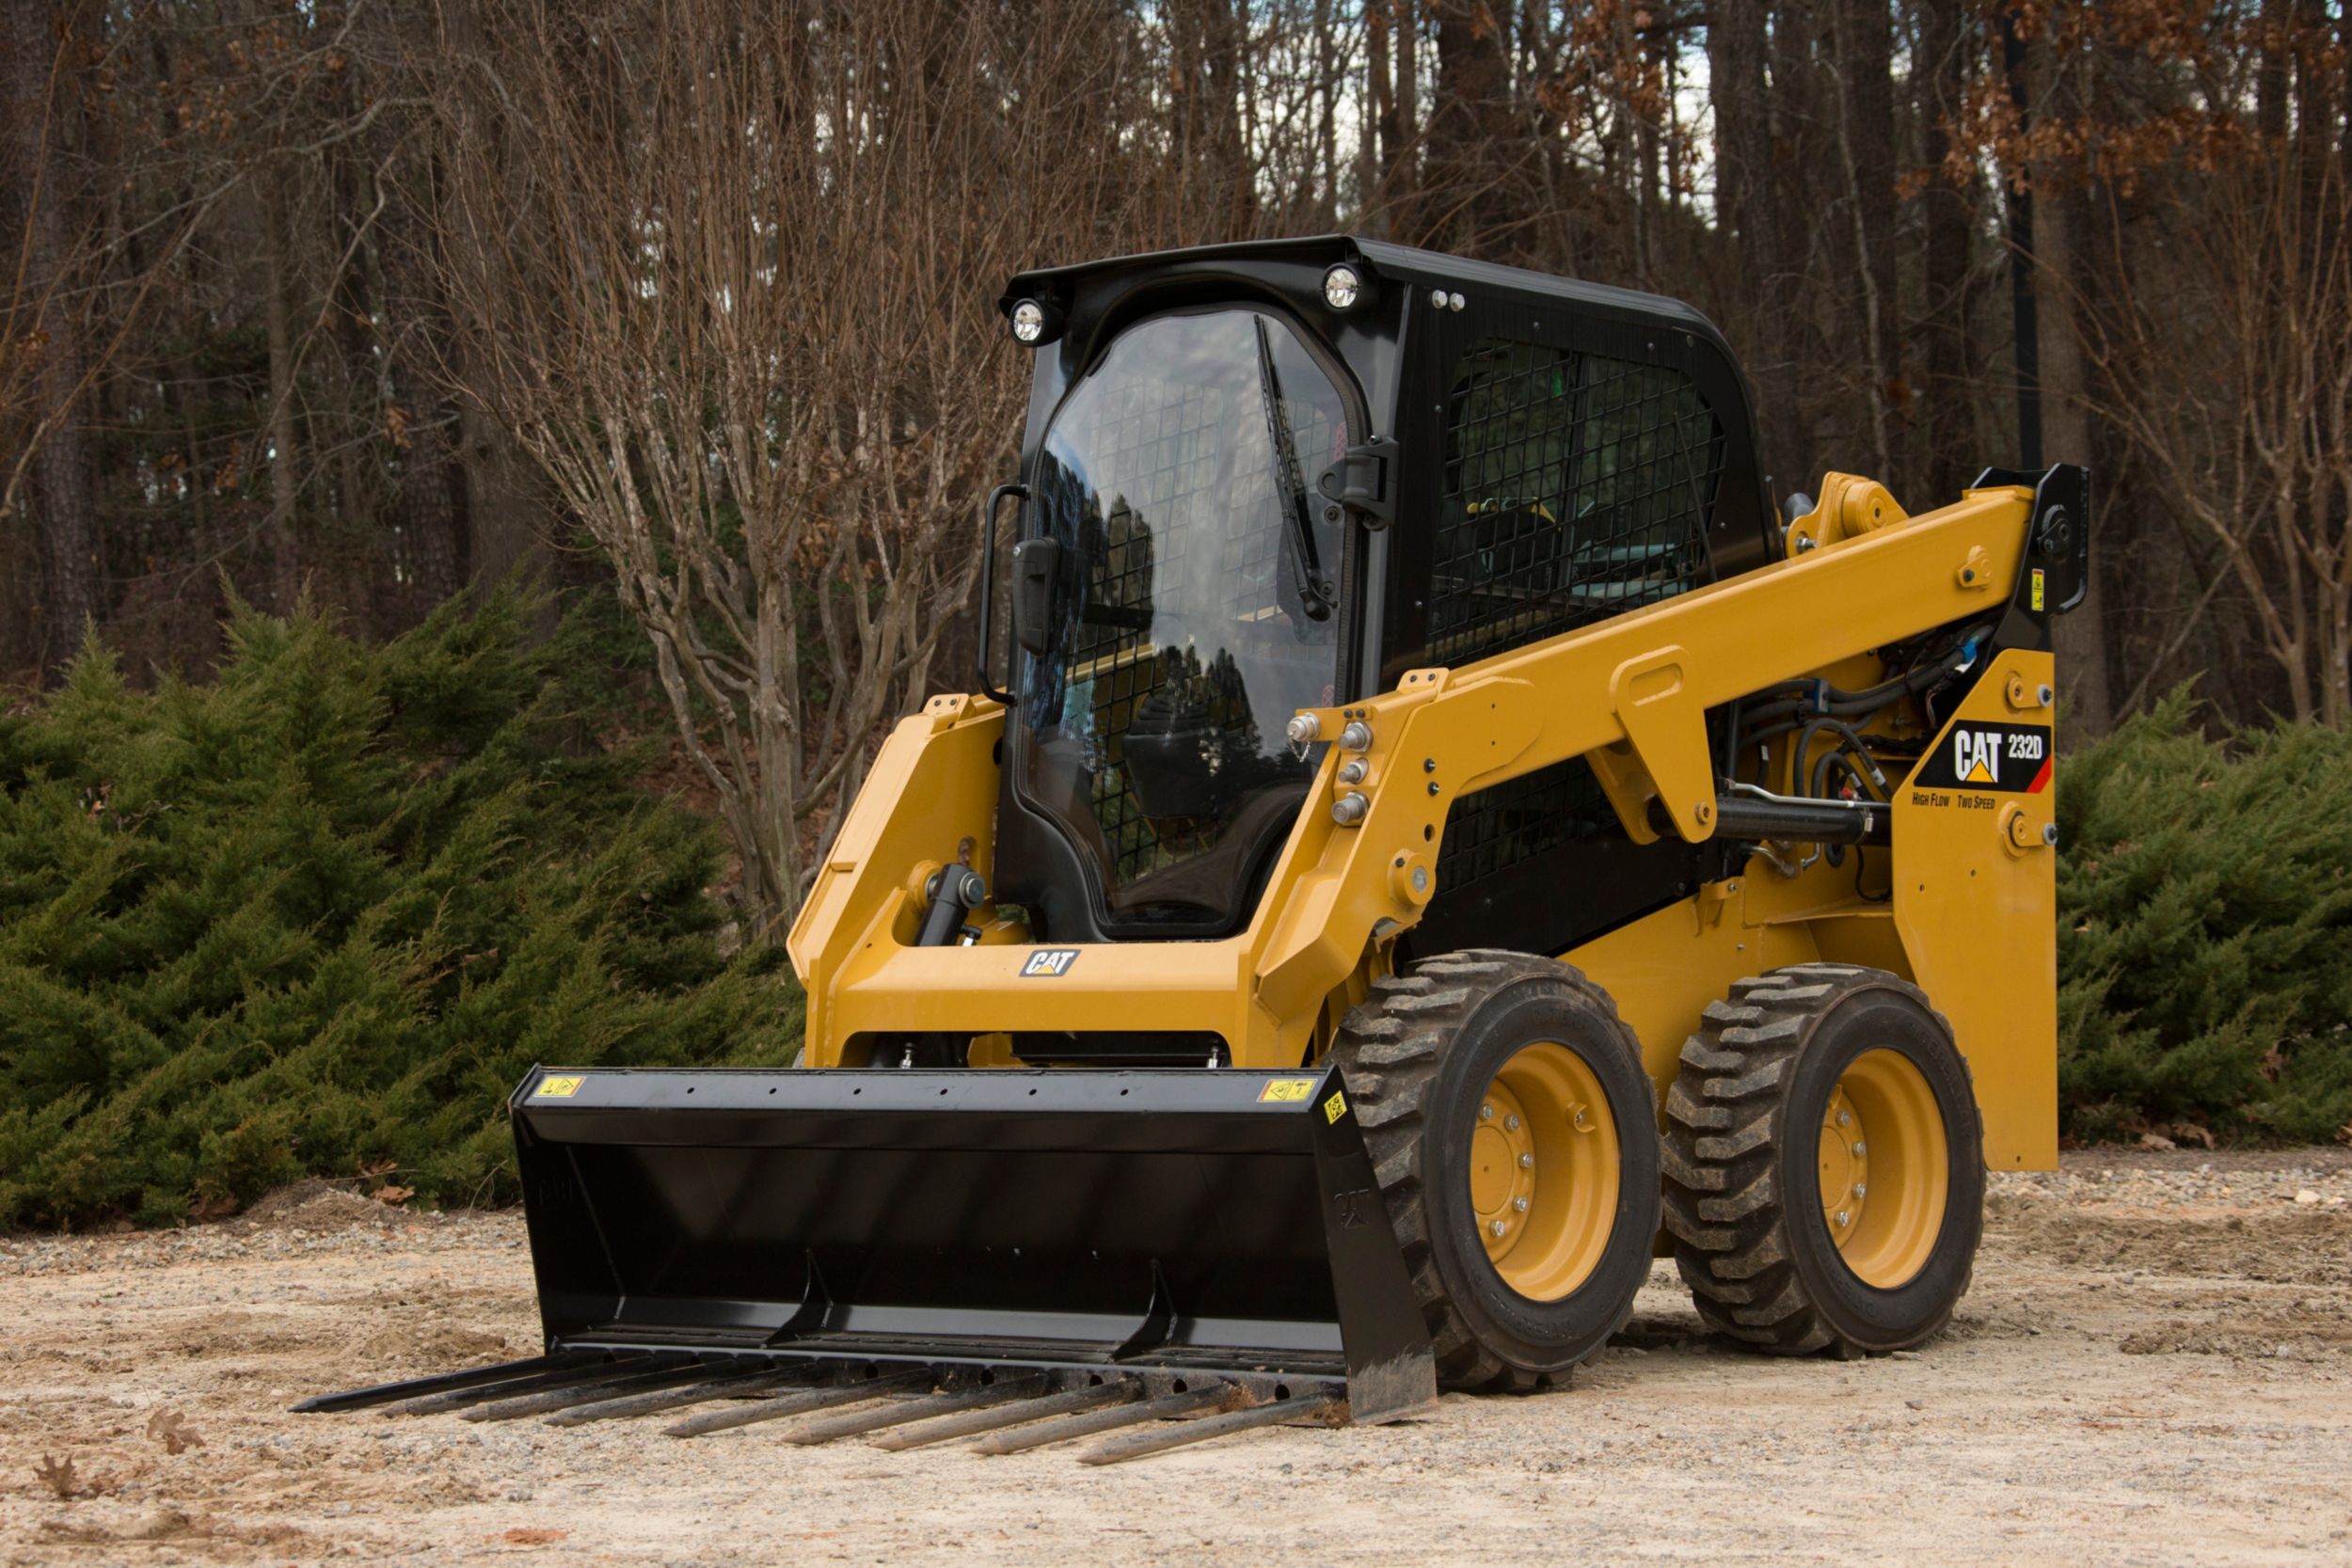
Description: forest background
4,0,2348,1223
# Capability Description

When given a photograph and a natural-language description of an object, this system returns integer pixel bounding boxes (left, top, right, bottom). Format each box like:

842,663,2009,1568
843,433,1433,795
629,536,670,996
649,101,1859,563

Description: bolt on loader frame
302,236,2086,1462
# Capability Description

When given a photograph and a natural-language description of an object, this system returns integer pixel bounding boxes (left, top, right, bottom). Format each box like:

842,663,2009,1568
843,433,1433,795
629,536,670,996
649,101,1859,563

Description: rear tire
1329,950,1661,1391
1662,964,1983,1355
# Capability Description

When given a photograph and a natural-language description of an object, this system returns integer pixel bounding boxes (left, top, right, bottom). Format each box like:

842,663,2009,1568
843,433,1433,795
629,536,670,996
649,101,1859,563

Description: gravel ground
3,1150,2348,1566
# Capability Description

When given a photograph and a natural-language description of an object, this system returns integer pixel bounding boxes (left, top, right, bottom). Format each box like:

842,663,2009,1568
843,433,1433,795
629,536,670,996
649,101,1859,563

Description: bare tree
439,0,1137,936
2086,143,2352,724
4,0,105,673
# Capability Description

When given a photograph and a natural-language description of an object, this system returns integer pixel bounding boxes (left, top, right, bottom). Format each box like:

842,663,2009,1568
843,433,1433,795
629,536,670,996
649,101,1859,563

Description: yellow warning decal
534,1075,585,1099
1324,1089,1348,1123
1258,1077,1317,1103
2031,568,2045,611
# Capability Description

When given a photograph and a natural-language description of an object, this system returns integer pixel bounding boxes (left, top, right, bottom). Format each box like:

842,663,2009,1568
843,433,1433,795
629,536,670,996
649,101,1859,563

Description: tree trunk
1835,0,1899,480
1709,0,1802,493
4,0,103,676
435,0,545,600
1916,0,1980,501
1392,0,1420,238
1425,0,1519,258
2030,24,2114,740
377,162,469,607
258,170,302,611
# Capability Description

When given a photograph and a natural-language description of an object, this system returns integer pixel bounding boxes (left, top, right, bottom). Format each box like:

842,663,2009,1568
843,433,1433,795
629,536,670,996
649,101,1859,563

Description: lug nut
1340,720,1375,751
1837,1110,1852,1128
1852,1141,1867,1157
1285,713,1321,745
1490,1219,1507,1237
1330,791,1369,826
1504,1114,1520,1132
1513,1197,1529,1213
1519,1153,1534,1169
1835,1210,1851,1227
1853,1182,1867,1198
1479,1103,1494,1121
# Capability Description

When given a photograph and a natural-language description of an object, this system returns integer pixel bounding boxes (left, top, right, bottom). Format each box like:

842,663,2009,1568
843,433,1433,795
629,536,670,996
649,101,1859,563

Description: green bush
2057,691,2352,1144
0,589,800,1227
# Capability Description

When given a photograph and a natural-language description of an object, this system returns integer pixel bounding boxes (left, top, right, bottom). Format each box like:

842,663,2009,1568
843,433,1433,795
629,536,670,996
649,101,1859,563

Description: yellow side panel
1564,647,2058,1174
1564,899,1820,1100
1891,649,2058,1169
787,694,1007,1067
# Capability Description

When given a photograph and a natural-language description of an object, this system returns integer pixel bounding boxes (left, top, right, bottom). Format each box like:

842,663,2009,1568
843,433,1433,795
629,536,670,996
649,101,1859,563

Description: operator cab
987,237,1774,967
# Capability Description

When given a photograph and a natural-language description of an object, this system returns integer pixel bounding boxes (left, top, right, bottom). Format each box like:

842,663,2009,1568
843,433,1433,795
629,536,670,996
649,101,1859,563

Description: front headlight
1323,263,1364,311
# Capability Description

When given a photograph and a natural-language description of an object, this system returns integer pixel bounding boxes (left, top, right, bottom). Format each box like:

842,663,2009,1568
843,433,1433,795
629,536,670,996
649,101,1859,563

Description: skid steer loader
302,237,2087,1464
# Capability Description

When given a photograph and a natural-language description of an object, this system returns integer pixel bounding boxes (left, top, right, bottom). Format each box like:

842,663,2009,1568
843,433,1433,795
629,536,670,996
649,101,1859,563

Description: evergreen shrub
2057,691,2352,1143
0,590,799,1227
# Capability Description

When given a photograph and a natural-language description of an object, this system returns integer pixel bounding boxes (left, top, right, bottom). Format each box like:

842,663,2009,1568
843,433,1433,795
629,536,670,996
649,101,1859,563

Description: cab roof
997,233,1726,343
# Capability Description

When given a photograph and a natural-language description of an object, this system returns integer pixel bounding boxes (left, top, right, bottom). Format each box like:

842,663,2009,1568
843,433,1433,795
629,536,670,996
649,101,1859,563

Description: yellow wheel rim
1470,1042,1620,1301
1818,1048,1948,1288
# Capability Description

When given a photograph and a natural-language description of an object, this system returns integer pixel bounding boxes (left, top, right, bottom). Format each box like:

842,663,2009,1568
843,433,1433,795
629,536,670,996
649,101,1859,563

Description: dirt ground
4,1151,2349,1567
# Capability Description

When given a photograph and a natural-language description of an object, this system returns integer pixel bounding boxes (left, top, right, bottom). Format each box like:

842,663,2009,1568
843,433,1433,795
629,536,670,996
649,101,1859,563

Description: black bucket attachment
482,1064,1434,1425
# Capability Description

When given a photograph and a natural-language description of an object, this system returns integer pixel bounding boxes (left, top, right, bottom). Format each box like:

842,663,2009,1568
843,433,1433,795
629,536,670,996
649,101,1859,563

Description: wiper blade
1252,318,1336,624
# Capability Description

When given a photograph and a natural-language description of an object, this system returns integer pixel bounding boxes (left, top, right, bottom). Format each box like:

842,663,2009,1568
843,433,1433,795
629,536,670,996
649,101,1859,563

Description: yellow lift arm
788,479,2055,1162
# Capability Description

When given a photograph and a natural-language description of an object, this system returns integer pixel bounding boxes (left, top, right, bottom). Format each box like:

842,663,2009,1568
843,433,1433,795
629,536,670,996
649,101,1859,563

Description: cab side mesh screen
1431,340,1722,666
1431,339,1723,897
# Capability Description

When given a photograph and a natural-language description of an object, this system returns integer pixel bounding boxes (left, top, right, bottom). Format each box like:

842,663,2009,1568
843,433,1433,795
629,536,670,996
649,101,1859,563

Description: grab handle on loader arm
976,483,1029,705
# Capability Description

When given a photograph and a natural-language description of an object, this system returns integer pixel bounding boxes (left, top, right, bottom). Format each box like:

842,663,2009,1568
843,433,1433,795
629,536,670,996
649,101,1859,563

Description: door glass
1018,309,1351,929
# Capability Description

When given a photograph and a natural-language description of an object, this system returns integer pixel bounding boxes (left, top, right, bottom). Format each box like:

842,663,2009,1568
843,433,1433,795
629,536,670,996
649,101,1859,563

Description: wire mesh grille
1429,340,1722,667
1431,337,1723,899
1435,755,1622,890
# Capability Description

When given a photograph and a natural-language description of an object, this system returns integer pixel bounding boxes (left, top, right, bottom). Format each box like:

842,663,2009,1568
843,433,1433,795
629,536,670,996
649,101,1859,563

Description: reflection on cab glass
1020,309,1350,928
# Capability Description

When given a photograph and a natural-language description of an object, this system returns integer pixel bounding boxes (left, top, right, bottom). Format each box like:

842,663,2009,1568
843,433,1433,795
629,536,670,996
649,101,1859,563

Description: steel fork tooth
462,1360,717,1422
971,1382,1232,1455
389,1354,674,1417
542,1366,815,1427
292,1354,597,1416
1076,1395,1344,1465
874,1379,1142,1451
781,1374,1051,1447
663,1368,934,1438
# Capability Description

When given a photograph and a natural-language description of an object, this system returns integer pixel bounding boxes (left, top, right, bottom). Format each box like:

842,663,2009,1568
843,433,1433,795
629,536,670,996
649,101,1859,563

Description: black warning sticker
1910,721,2052,795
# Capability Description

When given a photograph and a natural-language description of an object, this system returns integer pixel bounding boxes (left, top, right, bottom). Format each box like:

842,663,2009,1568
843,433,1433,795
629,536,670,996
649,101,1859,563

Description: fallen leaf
2137,1131,2176,1150
2169,1122,2217,1149
495,1528,569,1546
34,1455,81,1500
147,1410,204,1455
370,1184,415,1207
357,1157,398,1181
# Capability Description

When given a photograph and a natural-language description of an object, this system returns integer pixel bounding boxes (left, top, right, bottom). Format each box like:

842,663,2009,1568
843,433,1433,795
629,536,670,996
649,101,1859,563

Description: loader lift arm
787,474,2074,1084
1251,477,2058,1020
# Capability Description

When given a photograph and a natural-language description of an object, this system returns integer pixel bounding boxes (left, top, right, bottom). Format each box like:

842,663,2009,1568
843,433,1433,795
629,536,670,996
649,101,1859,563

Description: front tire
1330,950,1661,1390
1662,964,1984,1355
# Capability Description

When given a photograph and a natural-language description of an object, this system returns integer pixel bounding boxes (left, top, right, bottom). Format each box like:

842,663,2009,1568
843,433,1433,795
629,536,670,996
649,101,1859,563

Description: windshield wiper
1252,318,1337,624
